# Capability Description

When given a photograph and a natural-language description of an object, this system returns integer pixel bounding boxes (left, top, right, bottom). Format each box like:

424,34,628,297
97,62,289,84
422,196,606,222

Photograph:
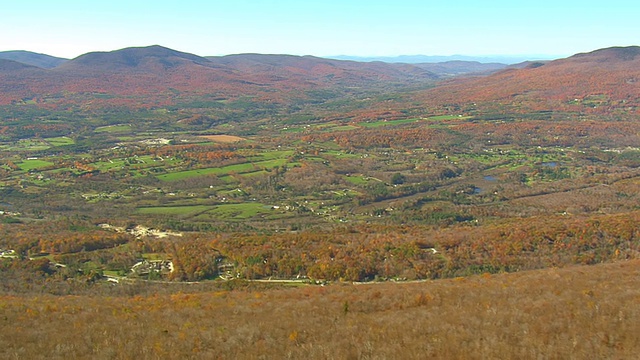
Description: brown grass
198,134,246,143
1,260,640,359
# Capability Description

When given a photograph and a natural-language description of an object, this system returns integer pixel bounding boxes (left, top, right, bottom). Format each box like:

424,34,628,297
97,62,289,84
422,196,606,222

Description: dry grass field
198,134,247,143
1,260,639,359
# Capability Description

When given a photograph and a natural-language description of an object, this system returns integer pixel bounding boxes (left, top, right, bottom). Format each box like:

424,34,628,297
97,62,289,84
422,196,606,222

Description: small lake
483,175,497,181
541,162,558,168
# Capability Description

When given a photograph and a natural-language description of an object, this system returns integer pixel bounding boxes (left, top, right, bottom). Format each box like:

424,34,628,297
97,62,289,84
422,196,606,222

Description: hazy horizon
0,46,564,65
2,0,638,59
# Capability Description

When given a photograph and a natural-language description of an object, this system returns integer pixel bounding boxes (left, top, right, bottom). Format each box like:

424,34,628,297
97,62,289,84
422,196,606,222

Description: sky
2,0,639,60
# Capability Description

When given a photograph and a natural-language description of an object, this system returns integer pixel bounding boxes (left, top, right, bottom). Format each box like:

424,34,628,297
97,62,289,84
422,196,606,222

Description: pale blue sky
1,0,638,59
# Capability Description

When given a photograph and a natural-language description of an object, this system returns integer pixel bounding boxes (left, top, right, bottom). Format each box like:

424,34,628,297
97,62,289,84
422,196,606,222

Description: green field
344,175,371,185
359,118,420,128
91,155,174,172
18,159,55,171
136,205,211,216
197,202,272,220
95,124,133,133
5,140,51,151
46,137,75,146
157,158,289,182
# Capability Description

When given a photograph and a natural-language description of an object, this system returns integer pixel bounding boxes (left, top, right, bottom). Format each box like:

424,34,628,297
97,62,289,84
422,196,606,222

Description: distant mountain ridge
0,58,41,72
206,53,439,82
0,50,67,69
0,44,638,115
413,61,507,76
57,45,214,73
328,54,558,65
1,47,519,76
0,45,440,106
571,46,640,62
420,46,640,114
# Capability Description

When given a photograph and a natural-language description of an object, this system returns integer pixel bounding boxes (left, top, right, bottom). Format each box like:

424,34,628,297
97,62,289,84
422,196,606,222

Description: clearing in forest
199,135,247,143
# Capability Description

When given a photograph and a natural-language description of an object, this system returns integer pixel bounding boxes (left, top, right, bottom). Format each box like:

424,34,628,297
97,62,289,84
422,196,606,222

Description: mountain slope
421,46,640,113
0,59,41,72
0,50,67,69
0,59,51,104
413,61,507,76
56,45,216,73
329,54,544,64
0,45,438,107
207,54,438,84
2,45,637,113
